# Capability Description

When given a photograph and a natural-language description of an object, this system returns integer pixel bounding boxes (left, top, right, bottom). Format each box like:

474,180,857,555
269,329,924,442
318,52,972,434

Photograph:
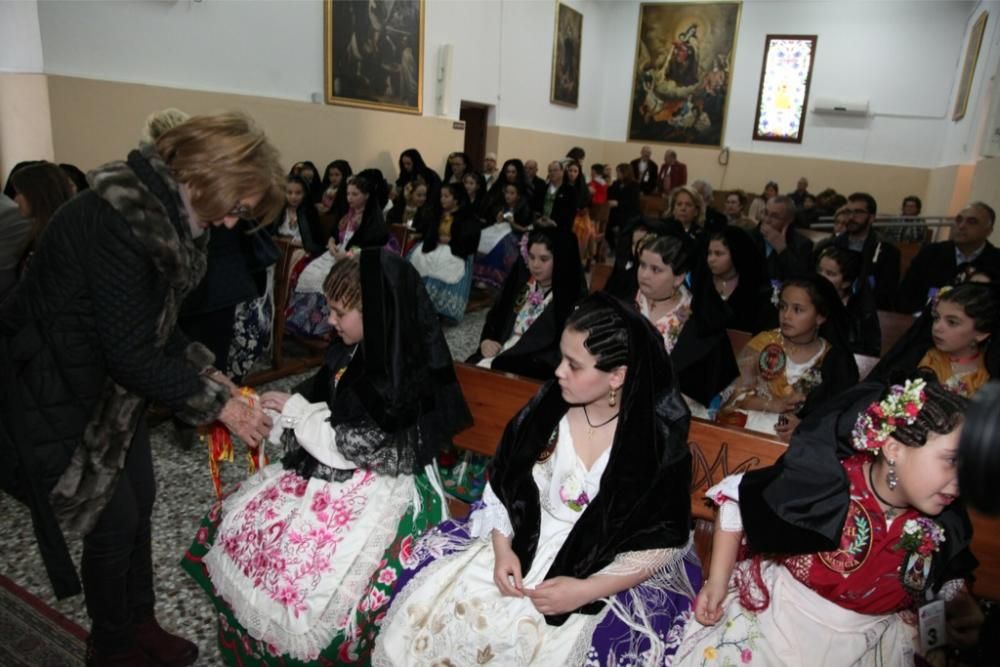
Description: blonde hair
154,112,285,226
322,256,362,310
142,107,190,142
668,185,705,225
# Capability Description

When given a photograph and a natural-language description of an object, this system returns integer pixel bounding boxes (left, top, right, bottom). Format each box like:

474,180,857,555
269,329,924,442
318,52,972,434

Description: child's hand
693,578,729,626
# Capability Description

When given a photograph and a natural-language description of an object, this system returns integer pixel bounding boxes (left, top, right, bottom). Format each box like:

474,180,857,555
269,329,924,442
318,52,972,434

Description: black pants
81,418,156,652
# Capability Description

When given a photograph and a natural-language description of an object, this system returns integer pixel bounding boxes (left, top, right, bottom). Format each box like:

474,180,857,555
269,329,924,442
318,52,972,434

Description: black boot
133,616,199,667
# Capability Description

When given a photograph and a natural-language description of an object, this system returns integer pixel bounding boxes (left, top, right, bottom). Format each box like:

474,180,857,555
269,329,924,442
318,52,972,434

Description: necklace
868,462,908,520
781,332,818,355
582,405,619,437
949,349,980,365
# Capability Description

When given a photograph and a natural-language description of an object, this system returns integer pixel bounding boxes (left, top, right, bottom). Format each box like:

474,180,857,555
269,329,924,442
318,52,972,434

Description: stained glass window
753,35,818,143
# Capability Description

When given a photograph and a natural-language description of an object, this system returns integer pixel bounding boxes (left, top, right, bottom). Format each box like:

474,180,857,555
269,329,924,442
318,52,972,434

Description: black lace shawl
284,249,471,478
488,292,692,626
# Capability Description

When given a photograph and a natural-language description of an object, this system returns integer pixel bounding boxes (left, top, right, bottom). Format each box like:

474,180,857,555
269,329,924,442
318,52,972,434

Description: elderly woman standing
0,112,283,666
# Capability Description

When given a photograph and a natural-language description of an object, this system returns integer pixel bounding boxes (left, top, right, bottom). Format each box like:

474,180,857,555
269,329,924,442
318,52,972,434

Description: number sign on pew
451,362,1000,601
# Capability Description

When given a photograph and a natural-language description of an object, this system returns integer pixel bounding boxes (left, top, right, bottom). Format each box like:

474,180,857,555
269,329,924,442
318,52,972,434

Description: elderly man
896,202,999,313
657,149,687,195
482,152,499,190
788,176,811,208
629,145,658,194
691,179,727,232
814,192,900,309
750,195,814,281
524,159,547,204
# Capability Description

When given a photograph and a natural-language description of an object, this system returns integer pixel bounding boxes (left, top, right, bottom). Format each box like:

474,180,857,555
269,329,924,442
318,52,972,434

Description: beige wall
32,75,996,234
0,73,55,183
45,75,465,180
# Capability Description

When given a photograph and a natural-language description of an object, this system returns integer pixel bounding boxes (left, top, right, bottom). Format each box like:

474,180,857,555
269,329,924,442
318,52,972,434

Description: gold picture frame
626,1,742,147
324,0,424,115
551,2,583,107
953,11,988,121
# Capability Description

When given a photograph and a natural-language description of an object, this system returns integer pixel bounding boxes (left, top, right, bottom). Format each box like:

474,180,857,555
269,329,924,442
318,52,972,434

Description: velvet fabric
292,249,471,469
487,292,692,626
739,380,978,594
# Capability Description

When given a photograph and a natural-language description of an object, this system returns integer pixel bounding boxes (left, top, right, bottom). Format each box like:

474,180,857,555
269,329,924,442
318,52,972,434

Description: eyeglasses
227,202,255,220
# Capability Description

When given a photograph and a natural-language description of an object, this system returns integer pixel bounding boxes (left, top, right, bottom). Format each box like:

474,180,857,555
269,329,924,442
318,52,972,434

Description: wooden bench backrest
452,362,1000,600
878,310,915,354
589,263,613,294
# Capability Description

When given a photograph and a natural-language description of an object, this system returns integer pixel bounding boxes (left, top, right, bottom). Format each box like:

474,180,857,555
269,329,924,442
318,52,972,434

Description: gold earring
608,387,617,407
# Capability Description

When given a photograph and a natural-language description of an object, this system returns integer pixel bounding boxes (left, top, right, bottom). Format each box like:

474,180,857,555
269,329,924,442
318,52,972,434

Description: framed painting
953,11,988,121
551,3,583,107
627,1,741,146
324,0,424,114
752,35,817,143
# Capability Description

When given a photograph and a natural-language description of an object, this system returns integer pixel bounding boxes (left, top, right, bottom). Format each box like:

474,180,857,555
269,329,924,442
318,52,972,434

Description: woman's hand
774,413,801,441
327,238,348,260
693,578,729,626
260,391,292,413
524,577,591,615
480,340,502,358
492,534,524,597
218,396,272,447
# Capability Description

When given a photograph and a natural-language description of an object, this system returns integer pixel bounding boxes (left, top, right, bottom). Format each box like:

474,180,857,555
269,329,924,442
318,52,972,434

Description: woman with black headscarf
706,226,776,333
183,249,472,665
317,159,352,215
468,227,585,379
374,292,701,666
395,148,441,208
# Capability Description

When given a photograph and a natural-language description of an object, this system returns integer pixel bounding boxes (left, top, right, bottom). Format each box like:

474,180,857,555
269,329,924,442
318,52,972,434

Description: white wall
32,0,998,168
0,0,45,73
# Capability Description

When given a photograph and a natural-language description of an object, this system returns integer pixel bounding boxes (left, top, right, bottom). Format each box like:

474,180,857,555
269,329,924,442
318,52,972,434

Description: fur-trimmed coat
0,144,230,596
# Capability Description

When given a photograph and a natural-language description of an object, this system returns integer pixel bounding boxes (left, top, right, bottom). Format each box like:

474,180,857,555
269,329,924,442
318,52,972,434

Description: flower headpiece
851,378,927,451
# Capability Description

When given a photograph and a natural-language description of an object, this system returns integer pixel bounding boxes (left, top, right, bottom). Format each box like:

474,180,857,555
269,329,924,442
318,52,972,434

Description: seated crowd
2,123,998,667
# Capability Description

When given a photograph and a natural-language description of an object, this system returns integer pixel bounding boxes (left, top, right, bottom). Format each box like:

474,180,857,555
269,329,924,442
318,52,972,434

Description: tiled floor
0,309,485,666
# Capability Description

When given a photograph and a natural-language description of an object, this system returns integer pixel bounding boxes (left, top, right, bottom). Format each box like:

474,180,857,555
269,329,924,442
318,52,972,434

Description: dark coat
750,223,815,281
815,231,900,311
896,241,1000,314
418,206,481,259
606,181,641,250
531,182,577,234
629,158,658,194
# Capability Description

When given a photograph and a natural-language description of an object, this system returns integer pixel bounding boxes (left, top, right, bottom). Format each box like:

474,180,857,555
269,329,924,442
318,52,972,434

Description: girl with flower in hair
467,227,584,380
674,373,982,666
373,293,701,666
183,250,471,664
717,275,858,440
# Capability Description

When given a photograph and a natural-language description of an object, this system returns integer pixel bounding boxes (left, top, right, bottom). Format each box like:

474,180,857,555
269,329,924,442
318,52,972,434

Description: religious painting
324,0,424,114
752,35,817,143
953,11,988,121
627,2,741,146
551,3,583,107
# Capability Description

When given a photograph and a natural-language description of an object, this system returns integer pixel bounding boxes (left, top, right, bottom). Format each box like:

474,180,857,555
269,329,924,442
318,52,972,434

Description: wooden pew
877,310,915,354
589,263,613,293
451,362,1000,601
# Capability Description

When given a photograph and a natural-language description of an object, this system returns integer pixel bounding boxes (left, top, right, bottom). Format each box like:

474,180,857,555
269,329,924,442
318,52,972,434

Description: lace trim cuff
706,473,744,532
469,485,513,539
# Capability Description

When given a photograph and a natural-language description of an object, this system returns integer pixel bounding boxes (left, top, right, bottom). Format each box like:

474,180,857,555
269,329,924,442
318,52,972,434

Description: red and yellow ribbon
201,386,270,498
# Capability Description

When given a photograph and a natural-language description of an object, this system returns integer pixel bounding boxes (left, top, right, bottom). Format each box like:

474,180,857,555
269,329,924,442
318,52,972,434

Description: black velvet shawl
468,228,585,380
488,292,692,626
740,380,978,594
291,249,471,469
418,206,481,259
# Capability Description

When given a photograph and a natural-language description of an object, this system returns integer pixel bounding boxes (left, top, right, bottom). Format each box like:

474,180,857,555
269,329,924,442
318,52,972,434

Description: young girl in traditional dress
373,292,701,666
408,182,481,323
871,282,998,397
817,245,882,357
183,249,472,664
718,275,859,440
676,375,981,666
468,227,584,379
473,181,534,290
635,233,738,417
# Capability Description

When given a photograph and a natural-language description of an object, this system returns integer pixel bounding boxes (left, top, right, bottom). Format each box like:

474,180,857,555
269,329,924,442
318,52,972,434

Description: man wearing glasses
751,195,814,281
814,192,900,310
896,202,998,313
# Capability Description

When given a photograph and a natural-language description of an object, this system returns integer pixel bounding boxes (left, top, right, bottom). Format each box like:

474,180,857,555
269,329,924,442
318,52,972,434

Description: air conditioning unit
812,98,870,117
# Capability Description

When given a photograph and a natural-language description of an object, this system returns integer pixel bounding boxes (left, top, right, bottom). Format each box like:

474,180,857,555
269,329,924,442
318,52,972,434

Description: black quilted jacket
0,191,206,492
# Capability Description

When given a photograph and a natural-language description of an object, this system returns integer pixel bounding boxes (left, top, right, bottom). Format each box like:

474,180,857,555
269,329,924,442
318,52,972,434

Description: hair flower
851,379,927,451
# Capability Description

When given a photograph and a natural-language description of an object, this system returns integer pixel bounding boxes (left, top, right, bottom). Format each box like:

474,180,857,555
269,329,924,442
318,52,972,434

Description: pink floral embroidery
741,647,753,663
195,527,209,545
214,470,376,616
367,588,389,610
377,567,397,585
399,535,416,568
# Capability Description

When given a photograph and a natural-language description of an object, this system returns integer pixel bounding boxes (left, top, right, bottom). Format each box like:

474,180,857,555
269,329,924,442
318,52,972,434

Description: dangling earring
886,459,898,491
608,387,617,407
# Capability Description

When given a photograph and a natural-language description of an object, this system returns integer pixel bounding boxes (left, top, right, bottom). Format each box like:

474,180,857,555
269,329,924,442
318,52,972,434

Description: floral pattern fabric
637,284,693,353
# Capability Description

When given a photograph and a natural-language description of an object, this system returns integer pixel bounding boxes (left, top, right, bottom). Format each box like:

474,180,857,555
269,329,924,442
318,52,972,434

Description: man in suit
524,159,547,207
657,149,687,196
691,179,728,233
629,145,658,195
751,195,814,281
788,176,812,209
896,202,999,313
814,192,900,310
0,193,32,299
